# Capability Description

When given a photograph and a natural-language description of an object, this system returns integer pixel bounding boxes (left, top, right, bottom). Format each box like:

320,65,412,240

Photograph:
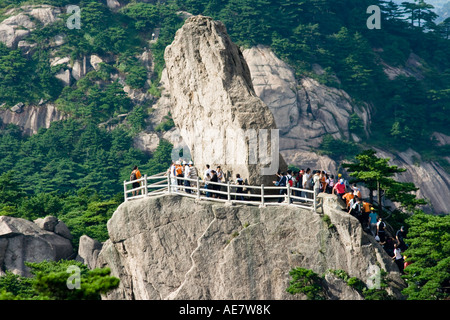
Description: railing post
197,177,200,200
168,173,171,194
313,190,317,212
124,180,127,202
227,181,231,203
287,183,290,204
144,174,148,197
260,184,265,207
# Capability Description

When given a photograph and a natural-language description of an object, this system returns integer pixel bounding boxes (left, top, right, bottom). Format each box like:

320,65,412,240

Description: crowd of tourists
273,167,409,274
166,160,246,199
130,161,409,274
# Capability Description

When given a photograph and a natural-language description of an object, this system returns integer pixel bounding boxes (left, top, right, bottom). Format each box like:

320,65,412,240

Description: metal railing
124,173,317,212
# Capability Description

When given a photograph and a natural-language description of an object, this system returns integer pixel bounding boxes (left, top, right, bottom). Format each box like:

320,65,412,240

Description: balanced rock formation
96,194,405,300
164,16,286,185
0,216,73,277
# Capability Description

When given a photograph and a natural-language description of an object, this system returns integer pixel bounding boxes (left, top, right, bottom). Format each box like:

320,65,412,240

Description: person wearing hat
338,173,350,190
332,178,346,206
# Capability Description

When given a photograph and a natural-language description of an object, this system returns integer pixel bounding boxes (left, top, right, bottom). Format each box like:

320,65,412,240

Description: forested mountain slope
0,0,448,301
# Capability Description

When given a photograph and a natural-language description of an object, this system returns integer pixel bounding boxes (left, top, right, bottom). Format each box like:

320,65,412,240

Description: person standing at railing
216,166,224,198
205,172,211,197
176,161,184,187
168,161,178,192
184,161,191,193
188,161,197,190
295,170,303,198
130,166,142,196
302,168,312,199
274,172,287,203
210,170,219,198
235,174,244,201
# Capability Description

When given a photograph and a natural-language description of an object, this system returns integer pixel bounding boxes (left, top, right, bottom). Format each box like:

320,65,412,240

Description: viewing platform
124,173,319,212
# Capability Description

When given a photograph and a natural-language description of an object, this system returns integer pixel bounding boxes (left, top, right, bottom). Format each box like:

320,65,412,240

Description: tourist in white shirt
184,161,191,193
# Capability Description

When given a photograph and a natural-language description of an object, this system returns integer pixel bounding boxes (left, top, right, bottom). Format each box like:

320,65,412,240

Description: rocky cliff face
242,45,371,161
241,45,450,214
164,16,286,185
243,46,371,156
375,148,450,214
0,104,67,136
95,194,405,300
0,5,61,49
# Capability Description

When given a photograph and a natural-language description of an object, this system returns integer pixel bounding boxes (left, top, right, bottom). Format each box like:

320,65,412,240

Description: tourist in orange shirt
342,192,355,210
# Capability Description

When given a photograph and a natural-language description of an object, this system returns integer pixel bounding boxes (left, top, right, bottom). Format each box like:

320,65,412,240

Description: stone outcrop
76,235,103,270
164,16,286,185
96,194,405,300
242,45,371,156
0,104,67,136
375,148,450,214
0,216,73,277
0,5,61,48
241,45,450,214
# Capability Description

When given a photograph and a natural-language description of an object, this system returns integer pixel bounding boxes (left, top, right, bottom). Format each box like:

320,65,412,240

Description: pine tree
342,149,426,212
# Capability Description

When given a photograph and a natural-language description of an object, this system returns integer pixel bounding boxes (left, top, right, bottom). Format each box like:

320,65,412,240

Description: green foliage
56,79,133,124
286,267,325,300
0,271,35,299
318,134,360,161
0,260,119,300
322,215,335,230
127,105,148,135
326,269,394,300
0,118,173,246
402,211,450,300
0,42,62,106
343,149,427,212
348,113,365,136
154,113,175,133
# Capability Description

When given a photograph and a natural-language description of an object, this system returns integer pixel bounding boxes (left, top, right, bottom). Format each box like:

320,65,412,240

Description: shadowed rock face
164,15,286,185
96,194,405,300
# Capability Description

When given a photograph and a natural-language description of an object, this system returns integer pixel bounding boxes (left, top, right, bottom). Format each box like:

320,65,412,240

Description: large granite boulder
164,15,286,185
96,194,405,300
0,216,74,277
0,5,61,48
